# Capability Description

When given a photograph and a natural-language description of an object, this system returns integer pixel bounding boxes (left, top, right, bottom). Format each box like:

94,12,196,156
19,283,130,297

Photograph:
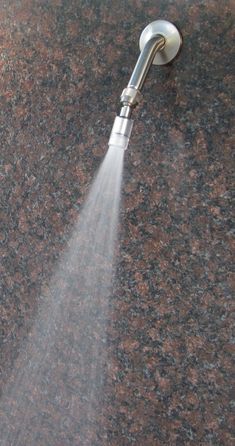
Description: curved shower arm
128,36,165,90
120,35,165,118
109,20,182,150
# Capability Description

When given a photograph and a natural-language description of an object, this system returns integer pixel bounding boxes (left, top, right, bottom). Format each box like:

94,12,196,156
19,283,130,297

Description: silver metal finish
120,105,132,118
118,35,165,116
127,36,165,91
139,20,182,65
110,19,182,150
117,20,182,115
120,86,142,107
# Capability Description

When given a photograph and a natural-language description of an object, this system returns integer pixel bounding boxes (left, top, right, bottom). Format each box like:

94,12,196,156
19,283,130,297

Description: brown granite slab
0,0,234,445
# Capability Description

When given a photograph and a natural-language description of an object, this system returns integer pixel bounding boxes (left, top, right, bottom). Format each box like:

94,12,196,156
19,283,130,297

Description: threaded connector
120,86,142,107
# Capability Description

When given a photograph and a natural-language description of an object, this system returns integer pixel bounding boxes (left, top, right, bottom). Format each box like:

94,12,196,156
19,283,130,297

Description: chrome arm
128,35,165,91
119,35,165,118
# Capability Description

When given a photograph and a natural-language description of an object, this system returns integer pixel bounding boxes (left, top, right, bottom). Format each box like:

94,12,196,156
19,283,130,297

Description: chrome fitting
120,86,142,107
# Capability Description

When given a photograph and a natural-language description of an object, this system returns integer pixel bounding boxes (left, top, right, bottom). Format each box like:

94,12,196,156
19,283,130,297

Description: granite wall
1,1,234,445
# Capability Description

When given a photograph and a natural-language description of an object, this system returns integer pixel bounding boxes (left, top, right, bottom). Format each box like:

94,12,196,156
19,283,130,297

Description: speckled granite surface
1,0,234,445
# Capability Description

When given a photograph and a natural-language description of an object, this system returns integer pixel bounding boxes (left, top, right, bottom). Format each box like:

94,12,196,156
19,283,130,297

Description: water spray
109,20,182,150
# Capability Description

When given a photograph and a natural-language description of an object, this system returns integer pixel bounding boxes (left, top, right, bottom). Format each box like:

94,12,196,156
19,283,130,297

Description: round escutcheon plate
139,20,182,65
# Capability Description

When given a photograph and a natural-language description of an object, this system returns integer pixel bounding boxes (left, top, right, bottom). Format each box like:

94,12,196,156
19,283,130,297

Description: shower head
120,20,182,113
109,20,182,150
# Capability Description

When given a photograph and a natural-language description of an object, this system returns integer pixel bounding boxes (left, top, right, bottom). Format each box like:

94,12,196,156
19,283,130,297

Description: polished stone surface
1,0,234,444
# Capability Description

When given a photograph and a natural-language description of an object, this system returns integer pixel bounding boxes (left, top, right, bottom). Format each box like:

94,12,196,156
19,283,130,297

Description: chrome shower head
109,20,182,150
120,20,182,114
